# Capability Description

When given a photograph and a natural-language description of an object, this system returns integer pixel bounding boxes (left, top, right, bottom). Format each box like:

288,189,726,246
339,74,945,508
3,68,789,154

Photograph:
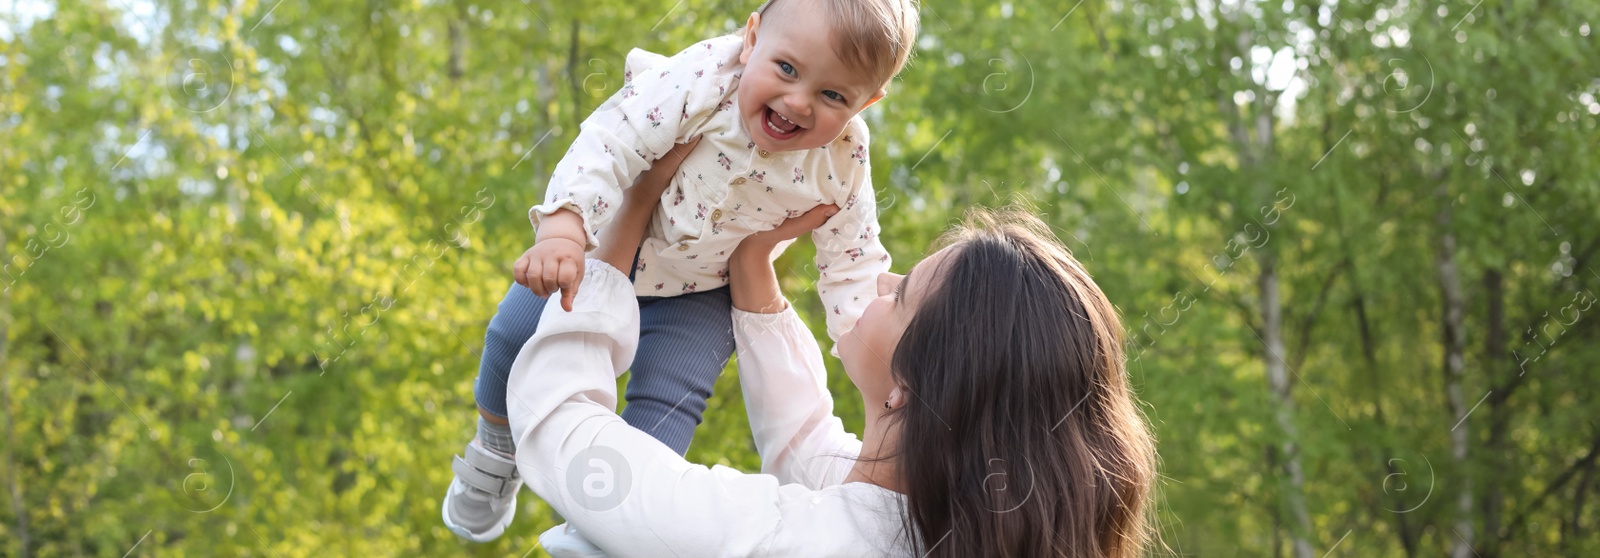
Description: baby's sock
477,417,516,457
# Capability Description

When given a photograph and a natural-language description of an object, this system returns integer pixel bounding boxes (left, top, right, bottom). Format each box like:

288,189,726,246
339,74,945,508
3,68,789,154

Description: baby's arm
529,39,733,249
518,139,704,312
812,189,891,345
594,138,701,273
812,124,892,346
513,210,588,311
522,39,734,309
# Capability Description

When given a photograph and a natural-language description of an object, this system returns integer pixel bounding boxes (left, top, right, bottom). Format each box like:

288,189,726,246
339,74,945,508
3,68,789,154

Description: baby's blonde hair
748,0,921,87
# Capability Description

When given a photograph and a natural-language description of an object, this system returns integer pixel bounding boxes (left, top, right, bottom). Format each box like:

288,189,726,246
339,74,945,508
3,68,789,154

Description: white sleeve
812,123,892,349
529,38,738,249
506,260,789,557
733,307,864,490
812,185,891,344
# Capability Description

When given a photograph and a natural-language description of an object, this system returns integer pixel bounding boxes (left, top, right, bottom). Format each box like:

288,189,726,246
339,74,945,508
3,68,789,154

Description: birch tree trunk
1435,186,1475,558
1225,23,1312,552
1261,255,1315,558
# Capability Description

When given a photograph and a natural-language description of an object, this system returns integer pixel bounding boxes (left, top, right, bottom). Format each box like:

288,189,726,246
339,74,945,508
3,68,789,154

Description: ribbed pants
473,281,735,455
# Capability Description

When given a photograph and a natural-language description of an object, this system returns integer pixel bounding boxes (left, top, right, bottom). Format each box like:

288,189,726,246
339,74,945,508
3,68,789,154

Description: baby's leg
474,282,551,424
444,281,548,541
621,287,737,455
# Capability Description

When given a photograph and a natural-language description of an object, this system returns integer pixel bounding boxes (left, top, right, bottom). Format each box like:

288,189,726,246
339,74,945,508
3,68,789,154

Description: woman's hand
728,203,840,314
594,136,702,274
735,204,840,258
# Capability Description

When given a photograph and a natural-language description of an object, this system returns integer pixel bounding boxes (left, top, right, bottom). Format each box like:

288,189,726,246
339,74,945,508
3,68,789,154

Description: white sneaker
441,440,520,542
540,522,609,558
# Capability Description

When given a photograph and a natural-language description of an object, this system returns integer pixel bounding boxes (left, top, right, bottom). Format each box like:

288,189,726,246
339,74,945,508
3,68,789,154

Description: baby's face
737,7,887,153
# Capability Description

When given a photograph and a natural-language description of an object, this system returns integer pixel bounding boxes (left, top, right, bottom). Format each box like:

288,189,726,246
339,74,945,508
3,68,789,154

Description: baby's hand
514,238,586,312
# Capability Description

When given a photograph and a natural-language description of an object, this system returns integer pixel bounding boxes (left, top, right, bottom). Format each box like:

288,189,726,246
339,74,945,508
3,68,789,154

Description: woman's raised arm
726,204,868,489
726,204,835,313
592,136,701,273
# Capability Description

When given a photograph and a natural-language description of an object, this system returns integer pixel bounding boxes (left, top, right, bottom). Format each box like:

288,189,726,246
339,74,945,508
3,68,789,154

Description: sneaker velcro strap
454,445,519,497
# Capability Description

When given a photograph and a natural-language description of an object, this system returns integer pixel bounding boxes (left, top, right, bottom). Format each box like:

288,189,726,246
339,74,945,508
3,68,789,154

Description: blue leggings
473,281,735,456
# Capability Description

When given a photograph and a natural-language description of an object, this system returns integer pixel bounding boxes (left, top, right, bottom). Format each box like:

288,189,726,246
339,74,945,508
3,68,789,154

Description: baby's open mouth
762,107,803,139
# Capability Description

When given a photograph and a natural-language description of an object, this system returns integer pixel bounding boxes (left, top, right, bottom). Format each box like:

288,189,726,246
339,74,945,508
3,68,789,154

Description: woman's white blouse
506,261,911,557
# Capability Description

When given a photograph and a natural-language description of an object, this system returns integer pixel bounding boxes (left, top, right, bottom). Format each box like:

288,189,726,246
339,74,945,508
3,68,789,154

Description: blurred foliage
2,0,1598,556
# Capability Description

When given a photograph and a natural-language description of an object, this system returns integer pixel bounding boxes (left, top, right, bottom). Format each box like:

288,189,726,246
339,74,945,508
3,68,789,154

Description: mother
504,144,1157,557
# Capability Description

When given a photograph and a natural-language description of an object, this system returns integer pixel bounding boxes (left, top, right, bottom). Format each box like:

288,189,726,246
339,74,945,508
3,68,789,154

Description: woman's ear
886,385,907,411
739,12,762,65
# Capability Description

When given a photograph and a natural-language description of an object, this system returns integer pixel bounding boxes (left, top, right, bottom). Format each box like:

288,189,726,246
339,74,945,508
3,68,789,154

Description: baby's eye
823,90,846,103
777,61,796,76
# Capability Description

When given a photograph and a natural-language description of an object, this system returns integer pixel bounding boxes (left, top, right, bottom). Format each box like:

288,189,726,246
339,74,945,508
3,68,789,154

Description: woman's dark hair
889,207,1156,557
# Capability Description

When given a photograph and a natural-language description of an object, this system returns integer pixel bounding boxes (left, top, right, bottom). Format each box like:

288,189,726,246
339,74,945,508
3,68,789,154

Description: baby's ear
859,87,889,111
739,12,761,65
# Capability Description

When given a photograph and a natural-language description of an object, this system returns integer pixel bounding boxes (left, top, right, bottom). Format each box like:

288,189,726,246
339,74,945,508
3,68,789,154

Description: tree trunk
1228,22,1307,552
1482,269,1507,558
1261,256,1315,558
1568,463,1595,547
1355,295,1419,557
448,17,466,79
1268,444,1284,558
1435,189,1474,558
566,19,584,131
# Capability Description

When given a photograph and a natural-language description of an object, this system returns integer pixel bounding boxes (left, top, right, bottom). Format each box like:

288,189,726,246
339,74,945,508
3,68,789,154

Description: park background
2,0,1598,556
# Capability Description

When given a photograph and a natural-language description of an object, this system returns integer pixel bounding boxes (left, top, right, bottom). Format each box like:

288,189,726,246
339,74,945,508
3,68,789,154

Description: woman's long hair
889,207,1156,557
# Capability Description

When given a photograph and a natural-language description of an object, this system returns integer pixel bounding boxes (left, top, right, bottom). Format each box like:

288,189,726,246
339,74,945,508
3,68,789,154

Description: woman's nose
876,272,904,297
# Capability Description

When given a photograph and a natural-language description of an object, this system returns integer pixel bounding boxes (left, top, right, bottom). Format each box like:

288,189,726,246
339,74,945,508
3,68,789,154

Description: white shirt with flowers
529,34,891,345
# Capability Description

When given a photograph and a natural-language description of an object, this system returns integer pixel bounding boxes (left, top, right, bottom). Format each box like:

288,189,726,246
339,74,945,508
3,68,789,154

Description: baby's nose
787,93,812,116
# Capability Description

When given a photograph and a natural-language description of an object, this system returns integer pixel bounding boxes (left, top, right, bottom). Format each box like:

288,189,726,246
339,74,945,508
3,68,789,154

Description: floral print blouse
529,34,891,345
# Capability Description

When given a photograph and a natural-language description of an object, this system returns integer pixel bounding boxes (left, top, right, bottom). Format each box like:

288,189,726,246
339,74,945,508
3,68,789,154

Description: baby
443,0,920,543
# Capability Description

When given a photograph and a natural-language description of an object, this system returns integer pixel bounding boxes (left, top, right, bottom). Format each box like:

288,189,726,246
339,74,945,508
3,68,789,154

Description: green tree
2,0,1597,556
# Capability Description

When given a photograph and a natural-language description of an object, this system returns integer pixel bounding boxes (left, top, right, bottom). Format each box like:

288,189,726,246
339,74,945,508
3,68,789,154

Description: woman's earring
883,401,891,410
